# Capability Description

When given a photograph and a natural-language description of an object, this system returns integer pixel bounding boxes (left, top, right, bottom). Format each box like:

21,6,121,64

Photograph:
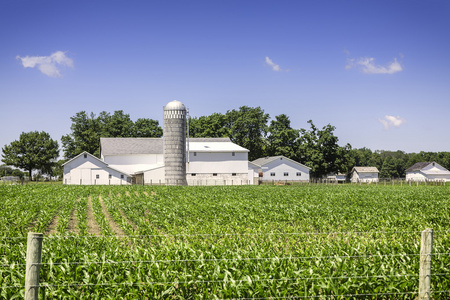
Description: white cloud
378,115,406,130
265,56,288,72
346,55,403,74
16,51,73,77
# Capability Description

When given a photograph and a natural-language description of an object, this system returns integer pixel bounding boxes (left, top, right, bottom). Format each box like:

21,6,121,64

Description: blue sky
1,0,449,159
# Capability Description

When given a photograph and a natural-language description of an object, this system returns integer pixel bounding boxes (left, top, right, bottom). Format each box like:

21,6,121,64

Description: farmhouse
350,166,379,183
63,100,253,185
405,161,450,182
252,156,311,183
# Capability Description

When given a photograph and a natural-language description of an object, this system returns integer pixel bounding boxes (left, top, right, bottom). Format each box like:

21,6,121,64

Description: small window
296,172,301,177
193,152,197,156
232,152,235,156
96,174,99,179
213,173,217,176
284,172,289,176
84,154,87,158
121,175,124,179
232,173,236,176
191,173,196,176
270,172,275,176
109,174,112,179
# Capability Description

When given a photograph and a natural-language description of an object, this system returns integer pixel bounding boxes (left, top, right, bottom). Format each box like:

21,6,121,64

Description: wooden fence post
25,232,43,300
419,228,433,300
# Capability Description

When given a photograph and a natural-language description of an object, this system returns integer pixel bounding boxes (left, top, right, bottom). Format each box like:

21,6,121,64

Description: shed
350,167,379,183
405,161,450,182
252,156,311,182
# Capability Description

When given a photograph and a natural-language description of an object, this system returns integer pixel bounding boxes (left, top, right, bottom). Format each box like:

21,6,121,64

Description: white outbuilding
350,166,379,183
405,161,450,182
63,151,132,185
252,156,311,183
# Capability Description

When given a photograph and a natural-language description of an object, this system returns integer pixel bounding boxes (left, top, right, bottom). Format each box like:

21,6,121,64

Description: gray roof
101,138,163,155
405,162,433,172
352,166,379,173
100,137,232,156
252,156,311,170
189,137,231,143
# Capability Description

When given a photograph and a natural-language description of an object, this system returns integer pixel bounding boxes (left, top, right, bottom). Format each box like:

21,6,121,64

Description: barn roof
101,138,163,155
100,137,244,155
405,162,433,172
252,156,311,170
352,166,379,173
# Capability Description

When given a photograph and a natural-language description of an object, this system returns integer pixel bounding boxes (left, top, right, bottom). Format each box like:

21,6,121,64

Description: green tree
62,110,163,159
225,106,269,161
61,111,101,159
380,156,399,178
266,114,299,158
1,131,59,178
295,120,352,178
133,118,163,137
189,113,230,138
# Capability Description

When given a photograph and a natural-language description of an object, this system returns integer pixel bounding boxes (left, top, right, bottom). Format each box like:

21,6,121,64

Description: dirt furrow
87,196,102,235
45,215,59,236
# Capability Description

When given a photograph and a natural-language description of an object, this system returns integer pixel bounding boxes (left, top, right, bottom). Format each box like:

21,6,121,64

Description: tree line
2,106,450,180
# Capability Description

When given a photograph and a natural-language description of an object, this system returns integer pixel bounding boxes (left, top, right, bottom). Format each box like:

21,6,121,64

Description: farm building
350,167,379,183
405,161,450,182
252,156,311,183
63,100,253,185
327,173,347,183
63,152,132,185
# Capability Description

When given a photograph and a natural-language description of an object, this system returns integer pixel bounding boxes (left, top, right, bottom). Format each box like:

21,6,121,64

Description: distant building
405,162,450,182
252,156,311,183
327,173,347,183
350,167,379,183
63,100,253,186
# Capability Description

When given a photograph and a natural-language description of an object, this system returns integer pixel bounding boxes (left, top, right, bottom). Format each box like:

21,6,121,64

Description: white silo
163,100,187,185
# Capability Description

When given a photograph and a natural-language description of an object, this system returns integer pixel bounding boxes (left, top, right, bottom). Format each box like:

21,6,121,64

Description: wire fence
1,230,450,299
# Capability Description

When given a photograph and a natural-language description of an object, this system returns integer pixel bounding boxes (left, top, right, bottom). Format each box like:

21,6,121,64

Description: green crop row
0,184,449,299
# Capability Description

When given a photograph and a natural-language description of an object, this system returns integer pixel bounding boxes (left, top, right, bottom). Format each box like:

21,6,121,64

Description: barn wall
104,154,164,174
187,152,248,174
260,158,310,182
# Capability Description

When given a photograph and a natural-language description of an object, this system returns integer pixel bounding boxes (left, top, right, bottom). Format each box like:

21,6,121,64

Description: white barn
63,152,132,185
63,137,253,185
350,166,379,183
252,156,311,183
405,162,450,182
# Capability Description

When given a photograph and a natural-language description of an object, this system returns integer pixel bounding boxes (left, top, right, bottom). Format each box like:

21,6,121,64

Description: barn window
284,172,289,176
109,174,112,179
191,173,196,176
96,174,99,179
270,172,275,176
213,173,217,176
232,152,235,156
193,152,197,156
84,154,87,158
121,175,124,179
232,173,236,176
296,172,301,176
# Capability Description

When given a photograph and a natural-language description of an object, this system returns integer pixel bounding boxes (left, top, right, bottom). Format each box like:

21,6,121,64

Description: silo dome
164,100,186,111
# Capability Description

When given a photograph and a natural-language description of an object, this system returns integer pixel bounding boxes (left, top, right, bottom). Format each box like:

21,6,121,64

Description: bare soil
86,196,102,235
67,207,79,235
45,215,59,236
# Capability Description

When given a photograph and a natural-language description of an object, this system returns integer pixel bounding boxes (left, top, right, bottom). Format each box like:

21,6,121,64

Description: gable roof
62,151,131,176
406,161,450,175
405,162,433,172
101,137,246,156
252,156,311,170
352,166,379,173
101,137,163,155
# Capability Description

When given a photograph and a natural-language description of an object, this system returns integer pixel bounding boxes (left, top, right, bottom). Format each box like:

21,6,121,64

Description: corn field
0,184,449,299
